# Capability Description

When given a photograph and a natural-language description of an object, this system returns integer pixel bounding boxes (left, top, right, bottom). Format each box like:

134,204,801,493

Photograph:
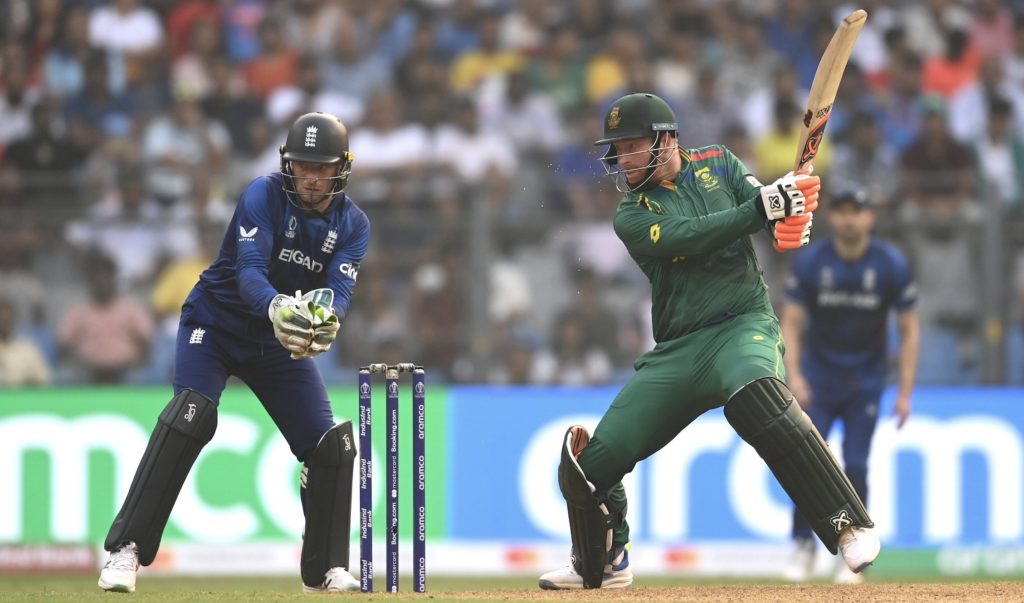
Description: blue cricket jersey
785,238,916,391
183,173,370,342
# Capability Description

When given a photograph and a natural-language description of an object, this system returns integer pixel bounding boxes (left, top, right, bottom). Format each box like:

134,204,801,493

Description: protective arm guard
558,426,615,589
725,378,873,554
300,421,356,587
105,389,217,566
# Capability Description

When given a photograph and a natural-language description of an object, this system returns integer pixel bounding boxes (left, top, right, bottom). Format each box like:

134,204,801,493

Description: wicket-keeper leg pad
724,378,873,554
558,426,620,589
105,389,217,565
300,421,356,587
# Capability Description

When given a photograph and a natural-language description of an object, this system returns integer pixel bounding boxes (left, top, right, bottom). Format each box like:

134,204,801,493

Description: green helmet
595,93,679,193
594,92,678,146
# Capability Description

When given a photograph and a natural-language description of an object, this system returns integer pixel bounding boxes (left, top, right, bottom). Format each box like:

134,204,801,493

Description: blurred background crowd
0,0,1022,387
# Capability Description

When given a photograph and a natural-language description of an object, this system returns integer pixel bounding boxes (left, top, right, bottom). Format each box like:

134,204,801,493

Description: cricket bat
793,9,867,172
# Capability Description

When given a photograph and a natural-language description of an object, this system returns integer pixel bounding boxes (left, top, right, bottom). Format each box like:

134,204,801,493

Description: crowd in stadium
0,0,1022,386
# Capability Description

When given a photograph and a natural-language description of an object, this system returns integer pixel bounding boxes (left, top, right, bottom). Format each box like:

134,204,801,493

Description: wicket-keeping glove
269,293,314,355
772,212,813,252
756,172,820,220
298,288,340,358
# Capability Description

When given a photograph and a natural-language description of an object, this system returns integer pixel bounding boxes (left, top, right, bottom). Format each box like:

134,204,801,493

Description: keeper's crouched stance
99,112,370,594
539,93,879,589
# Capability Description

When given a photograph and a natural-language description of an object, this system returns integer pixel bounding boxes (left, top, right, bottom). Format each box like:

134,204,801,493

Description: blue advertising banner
448,387,1024,548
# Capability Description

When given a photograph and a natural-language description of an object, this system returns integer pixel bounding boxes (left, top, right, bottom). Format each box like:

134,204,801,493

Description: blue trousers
173,317,334,463
791,381,882,542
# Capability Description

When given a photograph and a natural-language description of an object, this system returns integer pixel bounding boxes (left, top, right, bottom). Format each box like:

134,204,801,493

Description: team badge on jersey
321,229,338,254
695,166,720,192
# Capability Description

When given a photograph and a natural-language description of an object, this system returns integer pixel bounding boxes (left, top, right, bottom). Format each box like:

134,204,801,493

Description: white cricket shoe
98,541,139,593
782,538,815,582
302,567,360,593
838,526,880,573
538,546,632,590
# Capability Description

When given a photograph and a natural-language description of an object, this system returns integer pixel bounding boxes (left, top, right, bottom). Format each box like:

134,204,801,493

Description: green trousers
579,312,786,547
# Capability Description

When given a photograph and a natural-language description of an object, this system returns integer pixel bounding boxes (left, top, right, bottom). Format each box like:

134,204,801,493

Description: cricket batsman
539,93,879,589
98,112,369,593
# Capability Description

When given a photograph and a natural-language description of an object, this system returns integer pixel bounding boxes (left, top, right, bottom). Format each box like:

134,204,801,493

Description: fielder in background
98,112,369,594
540,92,880,590
781,189,919,584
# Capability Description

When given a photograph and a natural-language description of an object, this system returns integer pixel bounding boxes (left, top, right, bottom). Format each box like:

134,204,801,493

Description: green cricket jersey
612,145,774,343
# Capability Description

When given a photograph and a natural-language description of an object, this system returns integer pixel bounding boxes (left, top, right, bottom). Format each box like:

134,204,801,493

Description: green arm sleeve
613,198,765,257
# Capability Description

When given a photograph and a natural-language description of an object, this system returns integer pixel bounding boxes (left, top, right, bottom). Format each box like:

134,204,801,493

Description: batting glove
757,172,820,220
772,212,813,252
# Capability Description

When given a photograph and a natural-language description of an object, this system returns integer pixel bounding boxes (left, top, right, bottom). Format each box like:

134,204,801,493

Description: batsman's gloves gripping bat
756,172,820,220
772,212,813,252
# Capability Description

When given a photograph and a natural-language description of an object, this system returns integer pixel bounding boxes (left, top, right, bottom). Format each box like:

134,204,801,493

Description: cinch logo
278,249,323,273
339,263,358,281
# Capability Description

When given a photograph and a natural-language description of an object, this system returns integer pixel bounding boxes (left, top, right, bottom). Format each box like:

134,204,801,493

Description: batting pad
301,421,356,587
105,389,217,565
558,426,613,589
725,378,873,554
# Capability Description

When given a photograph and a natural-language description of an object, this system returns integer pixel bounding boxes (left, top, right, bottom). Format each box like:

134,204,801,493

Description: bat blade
794,9,867,172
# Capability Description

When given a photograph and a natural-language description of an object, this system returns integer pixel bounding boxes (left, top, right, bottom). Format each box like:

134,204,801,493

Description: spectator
279,0,347,59
348,87,430,180
44,6,126,100
526,24,586,118
65,166,184,291
500,0,558,55
901,97,974,215
0,50,40,146
141,87,230,206
830,112,899,207
533,314,612,386
171,15,224,101
1004,16,1024,92
741,64,808,142
88,0,163,56
0,298,52,387
199,57,262,158
833,1,899,86
409,243,465,382
244,18,298,100
267,54,363,130
450,10,524,94
969,0,1015,58
676,66,742,150
164,0,221,61
584,26,641,104
482,70,564,157
922,27,982,99
62,50,138,152
221,0,267,63
3,102,86,207
322,18,392,103
58,254,153,384
719,13,782,104
434,97,516,185
87,0,163,86
877,51,927,152
974,97,1024,208
949,55,1024,144
755,97,831,182
435,0,480,60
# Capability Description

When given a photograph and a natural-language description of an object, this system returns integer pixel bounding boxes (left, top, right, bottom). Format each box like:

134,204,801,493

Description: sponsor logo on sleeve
650,223,661,244
239,225,258,242
339,262,359,281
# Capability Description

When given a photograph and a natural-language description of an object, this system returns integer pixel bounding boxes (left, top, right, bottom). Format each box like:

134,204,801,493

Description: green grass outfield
3,575,1024,603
